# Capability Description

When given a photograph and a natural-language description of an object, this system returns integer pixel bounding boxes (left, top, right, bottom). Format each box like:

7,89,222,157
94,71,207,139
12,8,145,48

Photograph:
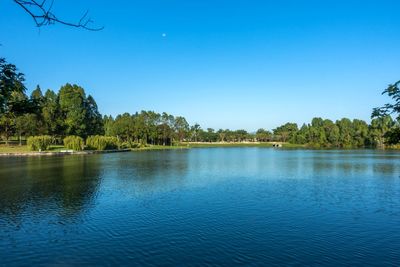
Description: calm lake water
0,148,399,266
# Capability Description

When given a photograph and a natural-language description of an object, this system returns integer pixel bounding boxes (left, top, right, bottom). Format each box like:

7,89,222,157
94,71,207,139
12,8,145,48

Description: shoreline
0,148,132,157
1,142,398,157
0,145,191,157
0,143,283,157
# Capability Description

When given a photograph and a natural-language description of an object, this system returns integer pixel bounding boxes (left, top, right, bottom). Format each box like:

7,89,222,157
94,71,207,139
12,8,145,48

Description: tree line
269,116,398,148
1,58,399,148
0,61,104,144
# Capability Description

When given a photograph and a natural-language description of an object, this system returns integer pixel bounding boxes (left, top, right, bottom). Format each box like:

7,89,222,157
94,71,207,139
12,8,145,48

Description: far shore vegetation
1,58,400,153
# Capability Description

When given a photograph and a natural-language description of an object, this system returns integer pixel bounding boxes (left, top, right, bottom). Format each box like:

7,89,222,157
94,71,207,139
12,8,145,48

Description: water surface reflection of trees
109,151,189,196
0,155,102,222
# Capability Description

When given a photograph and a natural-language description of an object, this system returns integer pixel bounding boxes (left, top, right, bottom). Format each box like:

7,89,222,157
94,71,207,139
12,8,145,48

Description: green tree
134,112,149,144
336,118,354,148
0,114,14,144
58,83,88,137
323,119,339,147
372,80,400,145
103,115,114,136
294,124,309,144
372,80,400,120
1,91,32,144
85,95,104,136
174,116,189,142
256,128,272,142
200,128,218,142
112,113,135,142
31,85,43,103
217,129,227,142
234,129,249,142
159,112,174,145
190,123,201,142
352,119,369,147
15,113,39,145
147,111,161,145
0,58,26,115
42,89,63,136
0,59,27,144
369,116,394,147
384,127,400,145
273,123,298,142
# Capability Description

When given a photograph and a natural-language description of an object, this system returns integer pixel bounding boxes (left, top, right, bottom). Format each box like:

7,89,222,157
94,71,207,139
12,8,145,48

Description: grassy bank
131,145,190,151
0,145,68,153
0,144,189,154
0,144,132,155
181,142,306,149
3,142,393,155
0,142,305,154
0,145,31,153
184,142,272,148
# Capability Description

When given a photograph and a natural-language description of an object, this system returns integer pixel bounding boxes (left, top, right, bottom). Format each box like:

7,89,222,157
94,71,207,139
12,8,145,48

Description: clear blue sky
1,0,400,131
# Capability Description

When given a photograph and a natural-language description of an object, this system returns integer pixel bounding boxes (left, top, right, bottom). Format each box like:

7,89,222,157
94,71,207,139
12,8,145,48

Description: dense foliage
0,58,103,146
1,58,399,149
86,135,119,150
27,136,52,151
274,117,396,148
63,136,84,151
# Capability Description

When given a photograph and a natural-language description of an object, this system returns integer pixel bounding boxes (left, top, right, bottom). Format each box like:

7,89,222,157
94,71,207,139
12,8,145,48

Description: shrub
105,137,119,150
63,136,84,151
384,128,400,145
27,136,52,151
86,135,119,150
119,140,140,149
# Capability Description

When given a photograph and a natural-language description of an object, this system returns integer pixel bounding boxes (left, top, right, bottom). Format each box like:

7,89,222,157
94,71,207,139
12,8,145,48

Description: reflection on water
0,156,102,221
109,150,189,196
0,148,399,266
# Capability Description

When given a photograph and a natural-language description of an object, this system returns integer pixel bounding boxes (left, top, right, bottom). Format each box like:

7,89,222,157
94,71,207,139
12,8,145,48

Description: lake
0,148,399,266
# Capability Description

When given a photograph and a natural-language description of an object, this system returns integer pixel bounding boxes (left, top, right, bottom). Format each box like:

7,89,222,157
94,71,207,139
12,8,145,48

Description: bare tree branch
13,0,103,31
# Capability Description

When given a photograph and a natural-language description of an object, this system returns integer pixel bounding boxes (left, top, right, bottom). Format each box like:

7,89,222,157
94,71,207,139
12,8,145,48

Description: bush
119,140,140,149
63,136,84,151
27,136,52,151
86,135,119,150
384,128,400,145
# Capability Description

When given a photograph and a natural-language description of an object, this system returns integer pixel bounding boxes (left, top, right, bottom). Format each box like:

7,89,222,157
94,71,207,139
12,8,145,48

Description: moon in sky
162,33,167,37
